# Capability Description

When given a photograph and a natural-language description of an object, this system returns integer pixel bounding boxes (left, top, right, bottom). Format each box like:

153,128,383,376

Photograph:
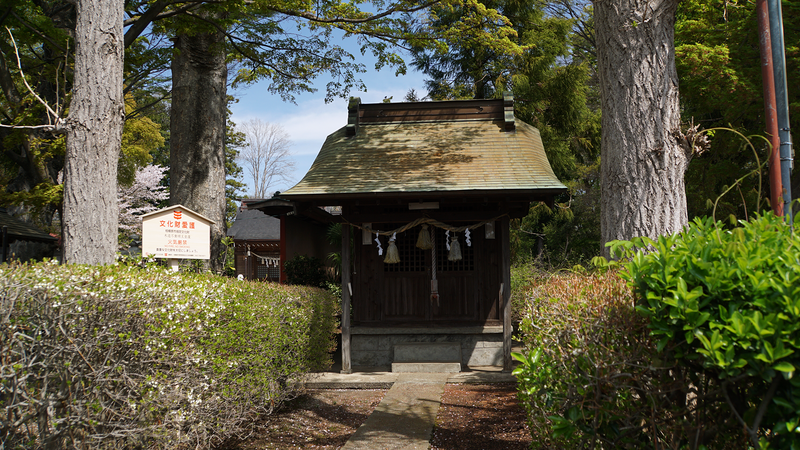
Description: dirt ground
221,383,530,449
431,383,532,450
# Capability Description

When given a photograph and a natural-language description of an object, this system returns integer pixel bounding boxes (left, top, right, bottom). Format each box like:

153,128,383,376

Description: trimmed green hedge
514,213,800,449
1,260,339,449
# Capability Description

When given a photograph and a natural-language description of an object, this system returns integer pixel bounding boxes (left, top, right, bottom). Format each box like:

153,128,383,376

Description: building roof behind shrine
279,96,566,202
227,206,280,240
0,208,58,243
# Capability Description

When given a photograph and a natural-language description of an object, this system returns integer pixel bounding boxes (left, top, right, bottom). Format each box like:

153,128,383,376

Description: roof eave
279,187,567,205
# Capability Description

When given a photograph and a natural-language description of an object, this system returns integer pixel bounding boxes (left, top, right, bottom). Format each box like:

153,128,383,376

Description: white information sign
141,205,213,260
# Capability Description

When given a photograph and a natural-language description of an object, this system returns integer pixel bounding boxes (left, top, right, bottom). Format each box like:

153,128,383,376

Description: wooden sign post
141,205,214,271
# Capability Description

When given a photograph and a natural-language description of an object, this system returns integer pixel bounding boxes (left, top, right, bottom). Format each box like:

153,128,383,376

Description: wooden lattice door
381,225,479,322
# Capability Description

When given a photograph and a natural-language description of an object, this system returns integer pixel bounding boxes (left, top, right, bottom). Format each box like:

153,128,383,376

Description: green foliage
0,133,66,231
221,235,236,277
411,0,599,175
512,160,601,267
3,0,528,239
622,212,800,448
326,223,343,281
675,0,800,219
119,95,165,186
0,259,339,448
513,269,747,449
150,0,524,103
284,255,327,288
509,260,544,320
412,0,602,268
0,181,63,213
225,98,247,227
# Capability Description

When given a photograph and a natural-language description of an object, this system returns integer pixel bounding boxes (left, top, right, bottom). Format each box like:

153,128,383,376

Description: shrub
514,269,747,449
283,255,326,288
622,212,800,448
0,260,339,449
510,262,591,321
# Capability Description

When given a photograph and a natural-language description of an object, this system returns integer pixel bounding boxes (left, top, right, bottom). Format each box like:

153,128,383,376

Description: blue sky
229,45,428,196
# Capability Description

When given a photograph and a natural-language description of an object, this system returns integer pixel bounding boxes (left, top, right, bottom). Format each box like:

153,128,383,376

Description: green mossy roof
282,119,566,199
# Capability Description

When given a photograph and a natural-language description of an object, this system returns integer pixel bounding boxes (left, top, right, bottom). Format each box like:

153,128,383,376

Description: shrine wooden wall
351,222,501,326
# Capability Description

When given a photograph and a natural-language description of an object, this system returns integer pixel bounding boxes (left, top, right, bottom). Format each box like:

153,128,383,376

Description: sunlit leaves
624,212,800,447
119,95,164,186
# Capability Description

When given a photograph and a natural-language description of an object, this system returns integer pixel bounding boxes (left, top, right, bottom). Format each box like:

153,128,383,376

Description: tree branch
184,12,311,83
127,91,172,119
10,10,68,53
124,1,210,47
271,0,440,25
124,0,172,46
0,123,58,130
4,27,63,130
721,377,778,448
751,376,781,444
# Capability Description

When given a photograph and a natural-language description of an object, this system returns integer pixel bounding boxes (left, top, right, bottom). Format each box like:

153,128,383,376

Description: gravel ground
220,383,529,449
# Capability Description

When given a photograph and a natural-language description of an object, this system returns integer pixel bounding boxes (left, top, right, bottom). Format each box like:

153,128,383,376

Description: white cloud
279,101,347,151
229,68,427,193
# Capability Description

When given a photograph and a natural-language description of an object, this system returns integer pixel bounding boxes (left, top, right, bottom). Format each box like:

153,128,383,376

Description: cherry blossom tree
118,164,168,249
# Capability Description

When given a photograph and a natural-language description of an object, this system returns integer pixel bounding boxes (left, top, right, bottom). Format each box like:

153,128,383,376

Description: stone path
305,371,515,449
341,373,449,449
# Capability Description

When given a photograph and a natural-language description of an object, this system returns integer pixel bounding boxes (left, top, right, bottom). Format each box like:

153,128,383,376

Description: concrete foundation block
391,362,462,373
464,347,503,366
351,336,379,351
394,342,461,363
352,350,391,367
349,329,506,370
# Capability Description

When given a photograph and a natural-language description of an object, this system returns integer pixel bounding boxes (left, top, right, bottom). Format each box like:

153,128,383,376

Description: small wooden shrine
227,203,281,281
250,95,566,372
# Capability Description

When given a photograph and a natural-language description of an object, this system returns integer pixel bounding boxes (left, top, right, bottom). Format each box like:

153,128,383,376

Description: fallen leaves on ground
220,383,530,449
220,389,386,449
431,383,531,450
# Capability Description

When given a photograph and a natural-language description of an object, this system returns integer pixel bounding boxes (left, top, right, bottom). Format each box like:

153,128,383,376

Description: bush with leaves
0,260,338,449
621,212,800,449
283,255,326,288
514,269,747,449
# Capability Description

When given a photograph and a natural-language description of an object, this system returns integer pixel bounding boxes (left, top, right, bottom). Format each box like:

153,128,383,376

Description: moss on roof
281,119,566,199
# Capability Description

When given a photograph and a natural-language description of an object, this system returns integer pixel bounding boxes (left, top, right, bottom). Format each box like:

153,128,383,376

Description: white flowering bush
0,260,339,449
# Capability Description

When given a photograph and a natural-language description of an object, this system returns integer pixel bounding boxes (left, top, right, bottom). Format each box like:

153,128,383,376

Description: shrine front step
391,342,462,373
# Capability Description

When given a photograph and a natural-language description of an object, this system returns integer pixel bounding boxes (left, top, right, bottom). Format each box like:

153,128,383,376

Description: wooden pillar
279,215,287,283
341,224,352,373
501,216,512,372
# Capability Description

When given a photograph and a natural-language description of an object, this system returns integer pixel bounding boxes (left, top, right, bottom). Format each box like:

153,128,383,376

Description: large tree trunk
595,0,689,249
170,28,227,273
62,0,124,264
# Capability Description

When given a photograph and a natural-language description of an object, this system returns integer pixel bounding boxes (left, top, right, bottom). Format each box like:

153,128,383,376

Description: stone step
393,342,461,363
391,362,462,373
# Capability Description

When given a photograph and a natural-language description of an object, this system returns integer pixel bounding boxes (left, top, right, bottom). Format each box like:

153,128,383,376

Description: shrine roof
279,98,566,202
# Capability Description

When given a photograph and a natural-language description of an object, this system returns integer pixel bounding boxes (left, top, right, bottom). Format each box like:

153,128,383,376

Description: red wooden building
250,95,565,372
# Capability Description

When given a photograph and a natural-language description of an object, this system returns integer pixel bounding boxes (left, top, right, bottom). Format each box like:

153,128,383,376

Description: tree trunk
170,28,227,273
595,0,689,250
62,0,124,264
